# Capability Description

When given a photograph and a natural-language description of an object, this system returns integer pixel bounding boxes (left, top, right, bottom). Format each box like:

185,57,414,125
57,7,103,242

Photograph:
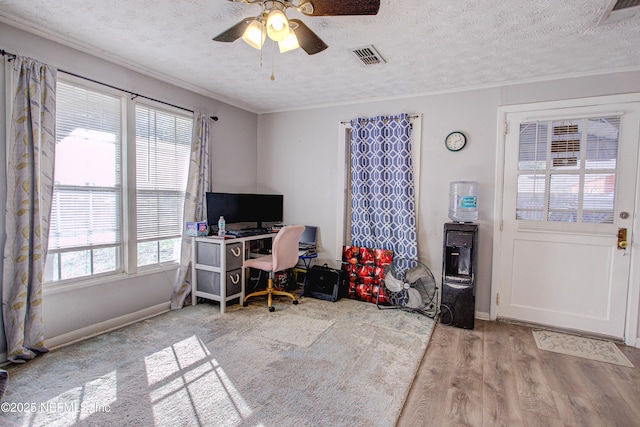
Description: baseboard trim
475,311,490,321
45,302,171,351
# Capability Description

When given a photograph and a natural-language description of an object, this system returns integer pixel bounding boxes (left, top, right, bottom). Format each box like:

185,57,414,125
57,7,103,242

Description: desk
192,233,273,313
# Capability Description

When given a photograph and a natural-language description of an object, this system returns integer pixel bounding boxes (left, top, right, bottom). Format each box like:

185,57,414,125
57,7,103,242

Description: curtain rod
1,49,219,121
340,114,420,125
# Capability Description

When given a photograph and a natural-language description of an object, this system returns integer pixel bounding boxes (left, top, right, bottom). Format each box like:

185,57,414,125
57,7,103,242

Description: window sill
43,263,180,296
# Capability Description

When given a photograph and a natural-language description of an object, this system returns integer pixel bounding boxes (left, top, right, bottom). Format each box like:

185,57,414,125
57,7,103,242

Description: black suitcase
304,264,344,302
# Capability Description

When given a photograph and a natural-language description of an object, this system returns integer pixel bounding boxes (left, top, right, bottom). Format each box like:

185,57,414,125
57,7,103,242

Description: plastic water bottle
449,181,478,222
217,216,226,236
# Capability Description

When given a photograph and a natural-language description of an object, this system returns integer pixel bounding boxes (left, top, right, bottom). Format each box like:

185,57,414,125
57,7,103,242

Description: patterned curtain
170,112,211,309
2,56,57,363
350,113,418,259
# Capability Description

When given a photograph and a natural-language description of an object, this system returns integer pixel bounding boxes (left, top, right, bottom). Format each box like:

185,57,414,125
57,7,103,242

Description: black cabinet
440,223,478,329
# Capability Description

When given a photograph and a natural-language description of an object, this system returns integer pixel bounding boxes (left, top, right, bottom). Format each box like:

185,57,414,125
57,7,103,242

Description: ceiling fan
212,0,380,55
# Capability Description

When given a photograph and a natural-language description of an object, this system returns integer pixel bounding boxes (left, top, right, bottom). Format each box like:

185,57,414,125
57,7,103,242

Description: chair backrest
272,225,305,272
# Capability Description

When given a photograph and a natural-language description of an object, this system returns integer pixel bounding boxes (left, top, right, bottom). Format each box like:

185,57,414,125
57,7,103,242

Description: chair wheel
269,306,275,312
293,300,299,305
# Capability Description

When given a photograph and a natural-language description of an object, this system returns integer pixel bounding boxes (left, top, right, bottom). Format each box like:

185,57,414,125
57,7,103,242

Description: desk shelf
191,233,274,313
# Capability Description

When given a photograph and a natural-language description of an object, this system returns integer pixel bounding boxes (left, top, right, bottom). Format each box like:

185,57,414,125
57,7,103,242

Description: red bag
342,245,393,304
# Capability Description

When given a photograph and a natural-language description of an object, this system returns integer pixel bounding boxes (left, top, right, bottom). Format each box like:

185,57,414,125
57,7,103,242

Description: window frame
45,75,193,288
46,75,126,284
133,100,193,271
516,116,621,226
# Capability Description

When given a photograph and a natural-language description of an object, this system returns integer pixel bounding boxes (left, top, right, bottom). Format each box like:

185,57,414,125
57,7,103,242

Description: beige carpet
2,297,434,426
532,330,634,368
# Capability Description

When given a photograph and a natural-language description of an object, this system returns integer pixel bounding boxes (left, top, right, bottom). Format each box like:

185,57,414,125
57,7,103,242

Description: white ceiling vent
350,45,386,66
598,0,640,25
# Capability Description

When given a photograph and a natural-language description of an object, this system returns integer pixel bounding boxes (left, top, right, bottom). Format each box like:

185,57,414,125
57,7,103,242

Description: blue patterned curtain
3,56,56,362
171,112,211,309
350,113,417,259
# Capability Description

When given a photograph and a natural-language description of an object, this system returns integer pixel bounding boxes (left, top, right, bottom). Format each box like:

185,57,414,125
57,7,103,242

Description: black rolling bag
304,264,344,302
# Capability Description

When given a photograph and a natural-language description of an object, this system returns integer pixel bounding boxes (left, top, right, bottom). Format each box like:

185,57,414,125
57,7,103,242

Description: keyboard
226,228,270,237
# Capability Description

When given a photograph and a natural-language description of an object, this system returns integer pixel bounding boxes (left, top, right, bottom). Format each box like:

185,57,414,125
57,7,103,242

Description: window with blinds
516,116,620,224
135,105,192,267
46,81,123,282
46,79,195,284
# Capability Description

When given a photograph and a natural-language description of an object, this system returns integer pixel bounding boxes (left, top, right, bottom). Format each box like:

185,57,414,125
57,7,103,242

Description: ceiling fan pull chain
270,40,276,80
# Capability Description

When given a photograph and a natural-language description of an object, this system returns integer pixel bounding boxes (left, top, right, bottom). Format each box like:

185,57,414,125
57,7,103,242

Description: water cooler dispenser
440,223,478,329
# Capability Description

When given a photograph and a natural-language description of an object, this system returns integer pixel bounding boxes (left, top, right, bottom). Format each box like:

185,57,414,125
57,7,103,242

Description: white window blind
516,116,620,224
47,81,123,281
135,104,192,266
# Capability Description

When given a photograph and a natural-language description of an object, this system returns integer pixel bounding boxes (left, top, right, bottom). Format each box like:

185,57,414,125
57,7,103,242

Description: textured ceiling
0,0,639,113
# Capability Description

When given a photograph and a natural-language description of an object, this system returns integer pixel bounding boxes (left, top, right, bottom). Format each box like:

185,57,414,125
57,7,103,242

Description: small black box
304,264,343,302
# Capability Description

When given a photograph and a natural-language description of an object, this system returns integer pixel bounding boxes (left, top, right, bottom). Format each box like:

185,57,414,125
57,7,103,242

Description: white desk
191,233,274,313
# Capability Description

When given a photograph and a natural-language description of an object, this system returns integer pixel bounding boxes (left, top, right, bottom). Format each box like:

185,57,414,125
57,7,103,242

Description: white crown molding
0,15,259,114
258,65,640,114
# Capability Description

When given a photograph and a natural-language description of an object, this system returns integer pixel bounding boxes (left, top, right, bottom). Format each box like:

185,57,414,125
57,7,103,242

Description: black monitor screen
206,192,283,228
259,194,284,223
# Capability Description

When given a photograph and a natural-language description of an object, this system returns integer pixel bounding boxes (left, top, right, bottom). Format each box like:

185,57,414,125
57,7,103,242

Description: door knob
617,228,628,250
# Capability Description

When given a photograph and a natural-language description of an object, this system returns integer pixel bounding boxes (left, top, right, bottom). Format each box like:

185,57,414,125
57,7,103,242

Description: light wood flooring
397,319,640,427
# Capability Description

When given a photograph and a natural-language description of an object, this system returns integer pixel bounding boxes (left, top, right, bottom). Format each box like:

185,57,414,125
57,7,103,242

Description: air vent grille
350,45,386,66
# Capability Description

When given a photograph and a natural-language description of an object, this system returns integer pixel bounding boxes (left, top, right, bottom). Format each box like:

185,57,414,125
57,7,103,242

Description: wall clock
445,131,467,152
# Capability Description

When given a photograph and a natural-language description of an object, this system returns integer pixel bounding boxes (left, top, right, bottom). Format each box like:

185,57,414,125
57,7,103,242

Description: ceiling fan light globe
278,31,299,53
242,20,266,49
266,9,289,41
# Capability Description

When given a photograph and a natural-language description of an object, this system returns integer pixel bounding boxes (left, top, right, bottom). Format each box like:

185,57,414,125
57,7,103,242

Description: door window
516,116,620,224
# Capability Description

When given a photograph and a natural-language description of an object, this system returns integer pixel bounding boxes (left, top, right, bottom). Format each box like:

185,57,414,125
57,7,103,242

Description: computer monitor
299,226,317,248
206,192,283,229
258,194,284,225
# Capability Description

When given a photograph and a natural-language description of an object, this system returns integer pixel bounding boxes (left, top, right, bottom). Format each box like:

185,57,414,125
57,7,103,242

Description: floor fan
378,258,439,318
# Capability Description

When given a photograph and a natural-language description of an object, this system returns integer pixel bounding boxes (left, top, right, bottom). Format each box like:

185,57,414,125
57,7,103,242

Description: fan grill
378,258,439,318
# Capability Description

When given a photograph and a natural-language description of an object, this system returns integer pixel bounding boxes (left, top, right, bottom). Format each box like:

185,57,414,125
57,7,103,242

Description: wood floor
397,319,640,427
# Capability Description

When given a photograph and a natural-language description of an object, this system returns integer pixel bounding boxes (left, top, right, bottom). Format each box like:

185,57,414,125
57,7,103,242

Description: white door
496,99,640,338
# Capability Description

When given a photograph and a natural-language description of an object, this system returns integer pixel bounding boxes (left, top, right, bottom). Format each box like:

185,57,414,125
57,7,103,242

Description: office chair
243,224,305,312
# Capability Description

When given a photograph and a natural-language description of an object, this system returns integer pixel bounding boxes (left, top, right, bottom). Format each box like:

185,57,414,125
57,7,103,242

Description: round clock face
445,131,466,151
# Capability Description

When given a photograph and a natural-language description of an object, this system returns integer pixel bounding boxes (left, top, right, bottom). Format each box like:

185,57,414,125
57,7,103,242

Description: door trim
491,93,640,347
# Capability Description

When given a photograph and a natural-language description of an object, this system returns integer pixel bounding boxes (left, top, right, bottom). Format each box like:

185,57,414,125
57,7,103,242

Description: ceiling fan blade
298,0,380,16
212,18,254,42
289,19,328,55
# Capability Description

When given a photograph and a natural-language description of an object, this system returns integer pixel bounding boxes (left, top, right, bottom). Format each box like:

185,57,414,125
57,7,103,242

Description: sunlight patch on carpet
145,335,253,426
532,330,634,367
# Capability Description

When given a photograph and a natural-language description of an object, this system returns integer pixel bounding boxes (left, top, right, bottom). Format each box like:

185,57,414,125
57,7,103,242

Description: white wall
257,89,500,316
0,23,258,355
256,71,640,334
